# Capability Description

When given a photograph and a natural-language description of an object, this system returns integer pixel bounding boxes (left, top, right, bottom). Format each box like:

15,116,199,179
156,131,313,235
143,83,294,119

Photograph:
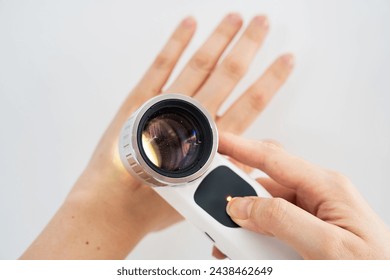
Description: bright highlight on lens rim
141,133,161,167
124,94,218,184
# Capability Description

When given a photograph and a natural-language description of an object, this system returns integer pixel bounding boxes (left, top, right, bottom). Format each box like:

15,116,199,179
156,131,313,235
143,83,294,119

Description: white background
0,0,389,259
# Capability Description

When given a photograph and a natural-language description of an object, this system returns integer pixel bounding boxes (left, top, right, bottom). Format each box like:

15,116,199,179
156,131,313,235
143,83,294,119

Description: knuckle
327,170,351,187
247,89,267,112
316,200,338,221
223,57,247,79
268,62,287,83
253,141,280,170
215,25,232,37
261,140,282,151
269,198,288,221
249,199,263,220
153,54,174,70
190,51,214,72
261,139,283,149
258,198,288,233
245,28,263,43
253,150,266,170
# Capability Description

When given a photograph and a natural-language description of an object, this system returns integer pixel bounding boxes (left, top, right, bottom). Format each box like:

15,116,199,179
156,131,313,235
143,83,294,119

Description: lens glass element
141,110,203,172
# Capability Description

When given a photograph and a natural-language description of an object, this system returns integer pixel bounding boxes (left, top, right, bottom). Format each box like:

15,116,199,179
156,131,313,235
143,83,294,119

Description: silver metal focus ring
120,115,168,186
119,94,218,187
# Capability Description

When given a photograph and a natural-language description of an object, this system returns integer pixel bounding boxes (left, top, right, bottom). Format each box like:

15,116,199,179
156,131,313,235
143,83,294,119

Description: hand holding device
119,94,300,259
21,15,295,259
220,133,390,259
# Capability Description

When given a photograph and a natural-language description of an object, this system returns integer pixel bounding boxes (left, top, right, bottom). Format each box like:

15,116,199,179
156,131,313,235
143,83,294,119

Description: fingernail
182,16,196,28
253,15,269,28
281,53,295,67
227,13,242,25
226,197,254,220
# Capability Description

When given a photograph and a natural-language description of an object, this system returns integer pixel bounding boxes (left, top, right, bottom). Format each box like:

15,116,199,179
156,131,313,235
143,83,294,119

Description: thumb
226,197,330,258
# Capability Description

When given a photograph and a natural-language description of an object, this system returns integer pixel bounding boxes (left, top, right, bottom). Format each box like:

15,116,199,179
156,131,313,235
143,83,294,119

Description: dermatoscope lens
137,99,213,177
141,110,202,171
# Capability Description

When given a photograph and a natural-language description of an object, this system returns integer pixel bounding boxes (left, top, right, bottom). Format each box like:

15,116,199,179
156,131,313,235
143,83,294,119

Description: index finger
114,17,196,125
218,133,329,192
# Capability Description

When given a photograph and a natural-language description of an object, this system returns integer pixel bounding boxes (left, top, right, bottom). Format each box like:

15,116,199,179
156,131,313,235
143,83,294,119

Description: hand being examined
21,14,294,259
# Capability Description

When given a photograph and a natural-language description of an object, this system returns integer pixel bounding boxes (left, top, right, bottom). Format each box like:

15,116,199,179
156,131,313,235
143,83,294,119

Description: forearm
20,172,148,259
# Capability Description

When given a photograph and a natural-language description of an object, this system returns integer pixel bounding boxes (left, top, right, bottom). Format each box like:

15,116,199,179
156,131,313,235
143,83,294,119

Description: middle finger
165,13,243,95
195,15,269,116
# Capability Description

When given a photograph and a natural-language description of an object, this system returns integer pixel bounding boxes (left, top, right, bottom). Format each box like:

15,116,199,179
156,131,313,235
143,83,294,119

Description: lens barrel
119,94,218,187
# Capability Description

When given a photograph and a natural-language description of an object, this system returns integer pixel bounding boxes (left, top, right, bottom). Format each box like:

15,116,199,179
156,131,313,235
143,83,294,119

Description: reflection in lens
141,133,161,167
141,113,202,172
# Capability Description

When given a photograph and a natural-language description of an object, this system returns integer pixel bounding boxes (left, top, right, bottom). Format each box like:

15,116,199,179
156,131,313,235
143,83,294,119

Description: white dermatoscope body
119,94,300,259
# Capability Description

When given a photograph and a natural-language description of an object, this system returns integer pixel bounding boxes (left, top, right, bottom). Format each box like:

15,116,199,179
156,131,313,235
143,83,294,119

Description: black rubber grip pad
194,165,257,228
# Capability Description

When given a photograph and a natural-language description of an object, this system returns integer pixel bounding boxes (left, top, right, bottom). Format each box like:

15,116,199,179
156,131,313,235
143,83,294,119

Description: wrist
61,168,150,258
70,166,152,230
21,170,149,259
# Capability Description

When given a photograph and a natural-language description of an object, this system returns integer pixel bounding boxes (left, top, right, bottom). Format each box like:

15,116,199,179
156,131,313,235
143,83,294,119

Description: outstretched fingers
195,15,269,116
166,13,243,96
129,17,196,107
217,54,294,134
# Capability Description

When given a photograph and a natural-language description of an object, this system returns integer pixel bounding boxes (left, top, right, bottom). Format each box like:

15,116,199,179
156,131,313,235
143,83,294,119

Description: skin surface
21,14,294,259
221,133,390,259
